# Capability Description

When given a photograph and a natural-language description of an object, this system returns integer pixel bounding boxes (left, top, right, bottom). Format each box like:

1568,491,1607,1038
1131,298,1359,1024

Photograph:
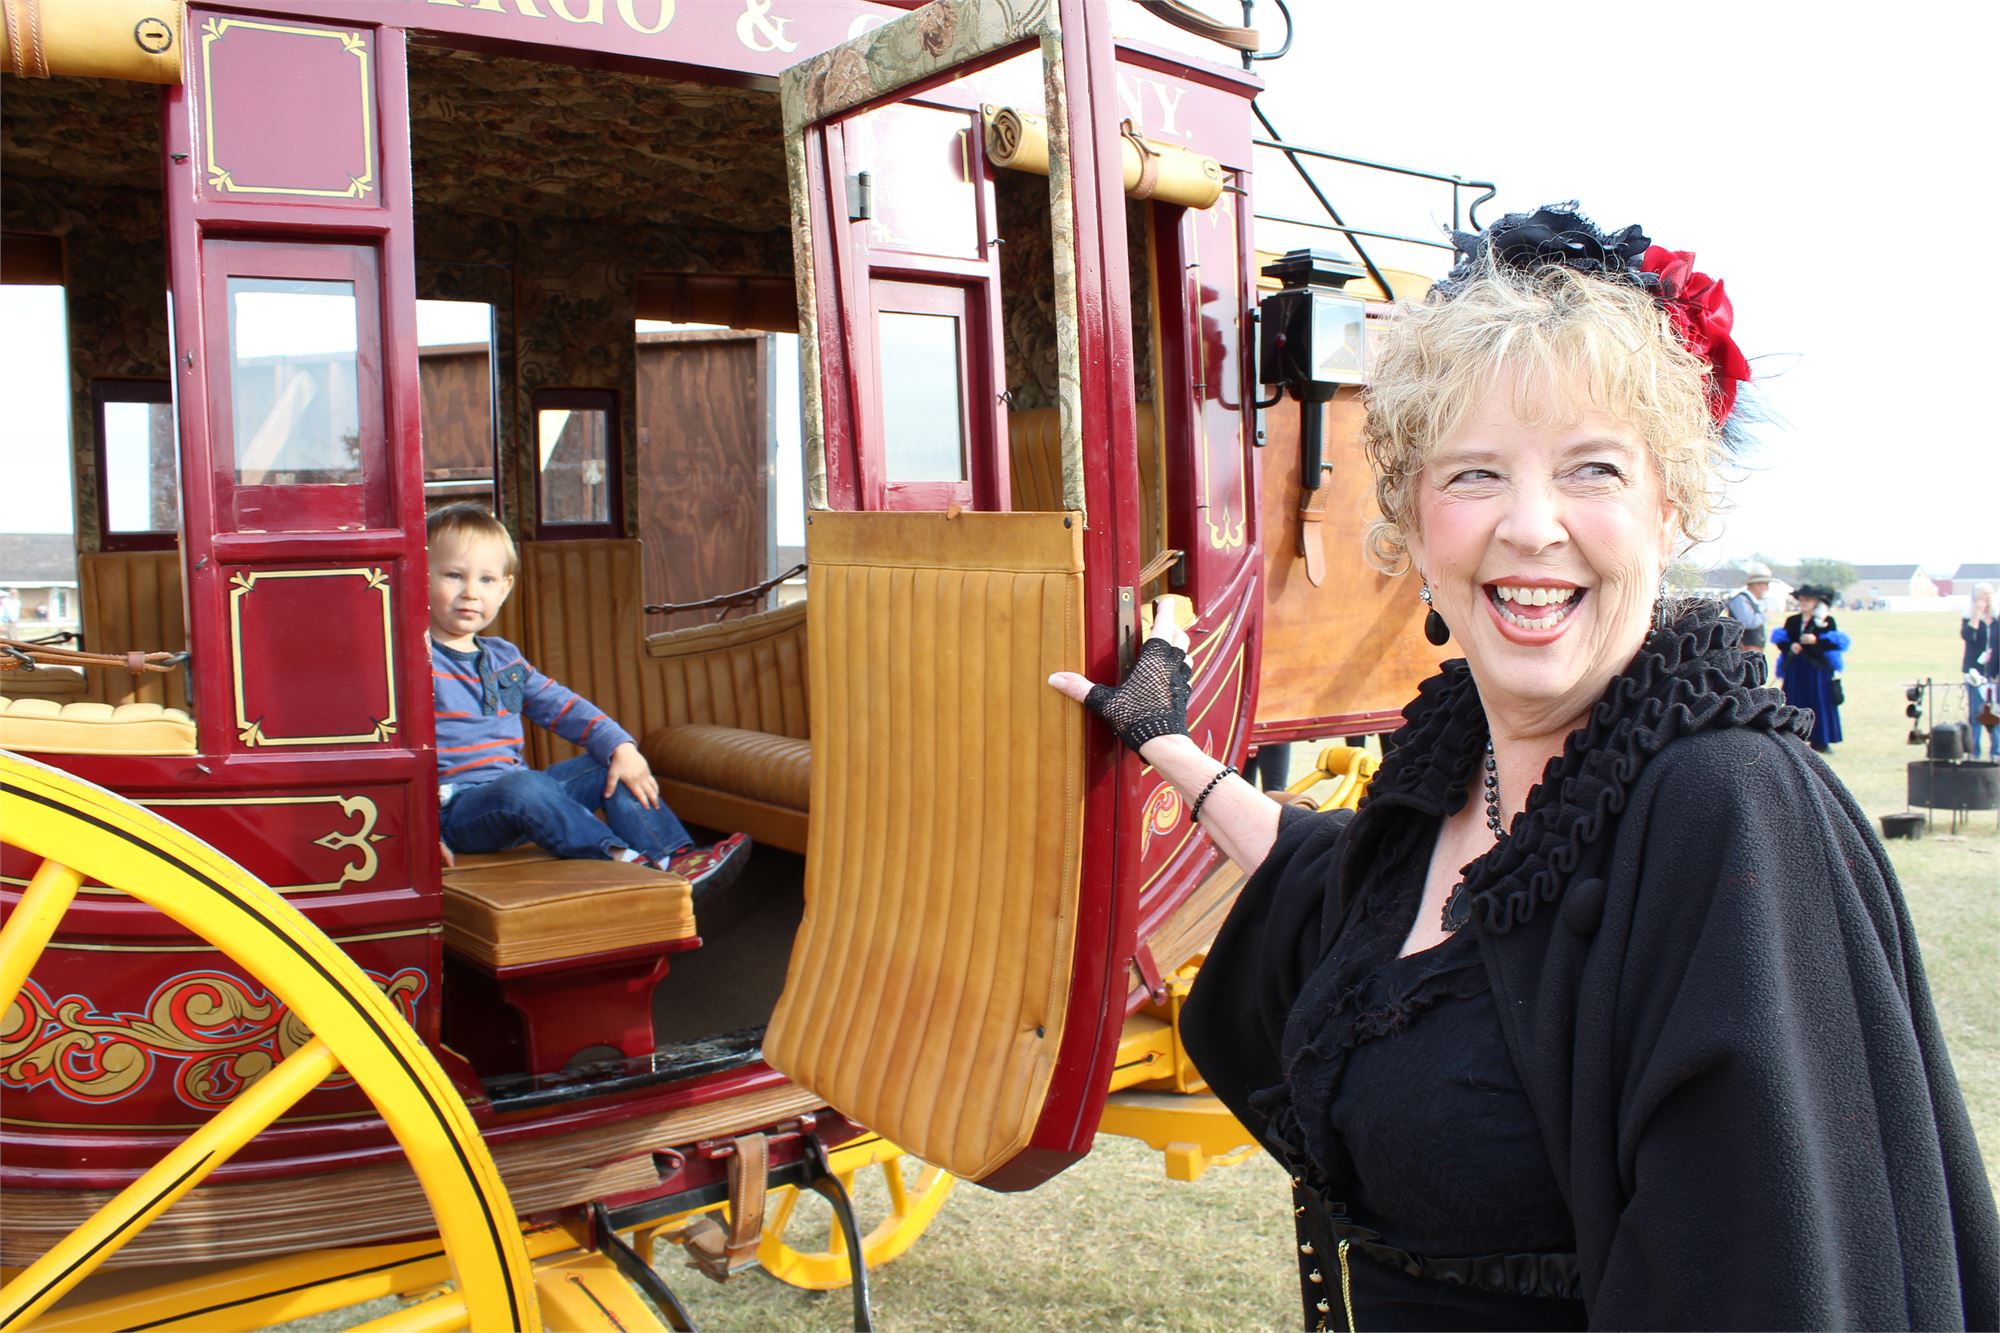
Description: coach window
416,299,500,516
533,387,620,537
94,379,180,550
210,240,387,533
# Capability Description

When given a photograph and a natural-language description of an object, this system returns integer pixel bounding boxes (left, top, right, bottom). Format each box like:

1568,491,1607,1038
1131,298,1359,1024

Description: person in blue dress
1771,583,1848,750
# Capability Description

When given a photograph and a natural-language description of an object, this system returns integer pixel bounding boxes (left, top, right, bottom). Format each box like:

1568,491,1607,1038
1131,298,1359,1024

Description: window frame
868,280,986,512
202,239,389,534
92,377,181,552
530,385,624,540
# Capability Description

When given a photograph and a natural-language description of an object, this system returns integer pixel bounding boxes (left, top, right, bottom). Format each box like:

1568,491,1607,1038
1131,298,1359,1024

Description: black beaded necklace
1439,738,1505,932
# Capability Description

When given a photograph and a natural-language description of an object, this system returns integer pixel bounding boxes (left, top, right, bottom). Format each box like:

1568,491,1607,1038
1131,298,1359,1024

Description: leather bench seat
0,695,197,756
642,723,811,854
441,849,696,971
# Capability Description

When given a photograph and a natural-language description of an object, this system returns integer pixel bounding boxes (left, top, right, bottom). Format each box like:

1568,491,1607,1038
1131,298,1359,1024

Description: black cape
1184,603,1999,1328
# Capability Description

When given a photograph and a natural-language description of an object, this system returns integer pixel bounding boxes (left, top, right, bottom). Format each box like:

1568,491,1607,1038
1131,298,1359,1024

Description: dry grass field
284,611,1995,1332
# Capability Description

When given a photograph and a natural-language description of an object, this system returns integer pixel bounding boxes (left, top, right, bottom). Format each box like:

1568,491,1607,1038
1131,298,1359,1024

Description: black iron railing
1236,0,1497,296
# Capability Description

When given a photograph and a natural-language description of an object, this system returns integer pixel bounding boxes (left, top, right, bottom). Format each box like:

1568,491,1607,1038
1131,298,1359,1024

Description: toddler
427,503,749,890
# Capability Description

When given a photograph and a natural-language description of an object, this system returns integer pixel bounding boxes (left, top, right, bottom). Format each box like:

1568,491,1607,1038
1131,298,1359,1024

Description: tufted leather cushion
441,852,695,971
642,722,812,853
641,601,809,738
0,695,196,755
646,724,811,810
764,510,1085,1182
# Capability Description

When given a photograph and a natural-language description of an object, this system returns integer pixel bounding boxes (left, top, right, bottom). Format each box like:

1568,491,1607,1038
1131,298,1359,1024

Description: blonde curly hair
1361,251,1726,574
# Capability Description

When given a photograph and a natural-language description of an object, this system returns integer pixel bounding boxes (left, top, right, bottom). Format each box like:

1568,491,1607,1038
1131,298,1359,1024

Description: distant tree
1746,551,1799,582
1794,557,1856,592
1666,560,1707,595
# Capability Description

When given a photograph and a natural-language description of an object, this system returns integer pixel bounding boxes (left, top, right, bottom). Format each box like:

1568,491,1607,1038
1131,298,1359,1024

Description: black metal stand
591,1201,698,1332
802,1136,874,1332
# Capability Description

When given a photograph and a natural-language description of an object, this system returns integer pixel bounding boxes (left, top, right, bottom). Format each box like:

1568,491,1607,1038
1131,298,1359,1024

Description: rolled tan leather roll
2,0,184,84
983,103,1226,209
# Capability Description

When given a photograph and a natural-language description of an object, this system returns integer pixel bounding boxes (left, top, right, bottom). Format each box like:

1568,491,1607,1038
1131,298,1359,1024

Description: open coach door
764,0,1143,1191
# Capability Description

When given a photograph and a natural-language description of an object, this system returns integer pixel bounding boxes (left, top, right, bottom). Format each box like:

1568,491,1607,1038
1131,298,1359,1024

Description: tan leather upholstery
646,724,811,809
764,510,1085,1182
0,696,196,755
441,851,695,970
643,723,811,854
0,667,89,699
1009,402,1162,565
642,601,809,739
79,550,190,711
504,542,814,847
505,541,650,770
505,543,809,758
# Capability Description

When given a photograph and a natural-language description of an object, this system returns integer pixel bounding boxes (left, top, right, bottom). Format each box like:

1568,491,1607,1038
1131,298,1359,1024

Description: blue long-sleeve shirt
432,635,633,793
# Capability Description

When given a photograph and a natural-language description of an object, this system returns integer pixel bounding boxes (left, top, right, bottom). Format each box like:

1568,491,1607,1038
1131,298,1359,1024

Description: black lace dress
1182,604,2000,1329
1253,798,1586,1330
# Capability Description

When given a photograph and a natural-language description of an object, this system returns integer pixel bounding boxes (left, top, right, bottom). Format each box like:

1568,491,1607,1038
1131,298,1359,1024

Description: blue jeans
1972,686,1999,760
440,755,693,861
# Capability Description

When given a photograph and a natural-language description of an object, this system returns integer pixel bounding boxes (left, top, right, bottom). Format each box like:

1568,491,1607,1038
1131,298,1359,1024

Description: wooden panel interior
1257,388,1445,730
417,343,494,487
634,331,770,627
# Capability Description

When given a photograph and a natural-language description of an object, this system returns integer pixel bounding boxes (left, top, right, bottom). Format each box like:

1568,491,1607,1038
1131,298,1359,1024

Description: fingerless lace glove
1084,637,1192,752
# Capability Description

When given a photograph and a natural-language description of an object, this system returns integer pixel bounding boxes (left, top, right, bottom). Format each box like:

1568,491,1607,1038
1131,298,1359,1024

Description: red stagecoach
0,1,1487,1326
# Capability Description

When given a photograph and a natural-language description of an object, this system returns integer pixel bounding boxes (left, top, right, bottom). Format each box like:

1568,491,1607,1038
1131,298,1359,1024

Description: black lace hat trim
1433,202,1660,301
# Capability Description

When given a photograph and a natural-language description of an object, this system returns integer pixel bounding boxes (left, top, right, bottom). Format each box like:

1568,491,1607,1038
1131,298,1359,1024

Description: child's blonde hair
425,503,517,574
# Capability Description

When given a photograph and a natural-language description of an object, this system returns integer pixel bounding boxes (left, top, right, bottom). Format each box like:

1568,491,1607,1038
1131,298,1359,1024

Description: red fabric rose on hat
1642,245,1752,424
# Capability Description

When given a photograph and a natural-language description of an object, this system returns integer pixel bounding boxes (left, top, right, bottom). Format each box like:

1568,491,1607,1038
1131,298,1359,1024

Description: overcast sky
2,2,1990,575
1248,0,1996,574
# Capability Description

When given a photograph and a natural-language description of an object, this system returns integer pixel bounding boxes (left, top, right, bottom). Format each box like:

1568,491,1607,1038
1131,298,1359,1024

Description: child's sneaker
663,833,751,895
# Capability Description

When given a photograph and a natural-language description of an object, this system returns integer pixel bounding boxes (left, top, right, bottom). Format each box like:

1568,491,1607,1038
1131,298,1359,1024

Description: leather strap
678,1133,769,1281
1296,463,1335,588
1121,120,1161,200
1135,0,1259,52
0,637,182,674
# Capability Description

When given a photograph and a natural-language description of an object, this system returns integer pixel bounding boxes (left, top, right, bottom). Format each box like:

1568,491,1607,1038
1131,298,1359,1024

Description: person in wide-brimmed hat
1727,561,1774,653
1773,583,1848,749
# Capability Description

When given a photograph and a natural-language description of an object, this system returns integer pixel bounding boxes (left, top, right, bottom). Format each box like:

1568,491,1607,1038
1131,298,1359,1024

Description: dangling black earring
1420,580,1450,646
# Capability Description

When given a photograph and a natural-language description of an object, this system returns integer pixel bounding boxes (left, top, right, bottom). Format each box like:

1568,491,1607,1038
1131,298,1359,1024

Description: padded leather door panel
764,510,1085,1182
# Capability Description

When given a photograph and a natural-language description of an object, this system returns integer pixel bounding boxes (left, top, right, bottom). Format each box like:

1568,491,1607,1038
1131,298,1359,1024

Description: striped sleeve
511,655,634,763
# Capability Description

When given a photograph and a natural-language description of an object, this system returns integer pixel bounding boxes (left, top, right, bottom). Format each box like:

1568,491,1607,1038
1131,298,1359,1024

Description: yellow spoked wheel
0,752,539,1332
755,1136,957,1290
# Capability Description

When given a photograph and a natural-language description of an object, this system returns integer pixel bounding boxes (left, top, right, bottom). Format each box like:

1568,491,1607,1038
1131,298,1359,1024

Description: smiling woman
1051,203,2000,1329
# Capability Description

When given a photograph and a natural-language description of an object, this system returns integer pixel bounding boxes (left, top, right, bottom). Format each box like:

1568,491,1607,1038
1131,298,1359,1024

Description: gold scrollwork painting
0,967,425,1110
151,794,385,894
230,567,398,747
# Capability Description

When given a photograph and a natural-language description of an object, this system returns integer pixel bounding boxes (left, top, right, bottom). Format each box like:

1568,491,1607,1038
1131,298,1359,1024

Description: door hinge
847,171,873,222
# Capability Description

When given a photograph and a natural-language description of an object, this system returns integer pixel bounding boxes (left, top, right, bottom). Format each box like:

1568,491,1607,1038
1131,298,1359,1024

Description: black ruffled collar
1357,601,1811,935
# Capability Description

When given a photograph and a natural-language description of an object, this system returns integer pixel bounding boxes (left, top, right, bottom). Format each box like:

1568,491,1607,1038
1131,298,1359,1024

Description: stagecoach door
763,1,1142,1191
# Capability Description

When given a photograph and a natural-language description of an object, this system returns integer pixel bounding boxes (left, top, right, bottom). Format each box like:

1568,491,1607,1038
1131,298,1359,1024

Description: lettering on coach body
419,0,676,36
735,0,796,53
1115,73,1189,139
